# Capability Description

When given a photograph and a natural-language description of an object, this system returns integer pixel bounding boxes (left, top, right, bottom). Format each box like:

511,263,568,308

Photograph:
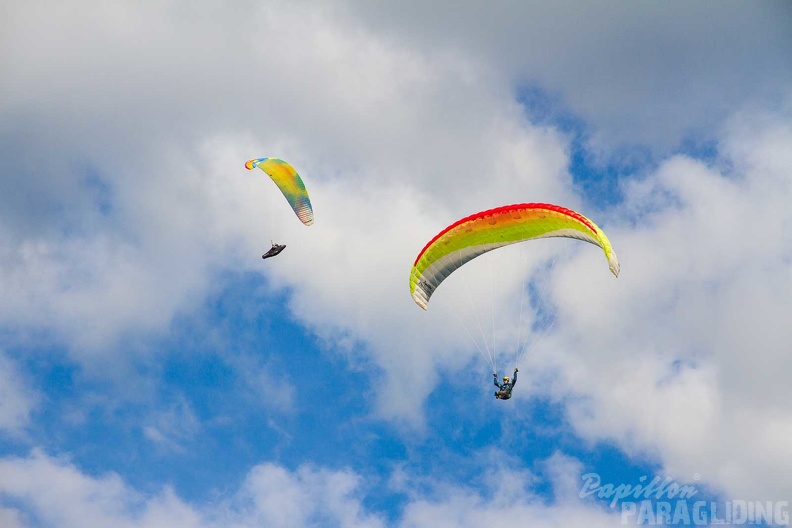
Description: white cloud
0,352,38,436
341,0,792,153
0,451,367,527
0,507,28,528
0,449,619,528
0,450,157,528
0,450,221,528
142,395,201,453
4,1,788,157
398,452,618,528
226,463,386,528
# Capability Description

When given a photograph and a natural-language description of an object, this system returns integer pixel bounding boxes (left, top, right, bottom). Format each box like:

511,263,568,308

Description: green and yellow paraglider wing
409,203,619,310
245,157,314,226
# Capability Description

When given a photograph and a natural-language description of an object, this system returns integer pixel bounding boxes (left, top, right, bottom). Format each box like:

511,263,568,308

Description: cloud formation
344,0,792,152
0,449,616,528
0,352,38,436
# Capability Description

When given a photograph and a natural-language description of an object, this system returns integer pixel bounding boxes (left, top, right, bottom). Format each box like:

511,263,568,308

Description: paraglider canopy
245,157,314,226
409,203,619,310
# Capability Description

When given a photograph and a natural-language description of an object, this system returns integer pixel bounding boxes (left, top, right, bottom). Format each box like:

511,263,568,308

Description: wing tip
608,252,620,277
411,288,429,310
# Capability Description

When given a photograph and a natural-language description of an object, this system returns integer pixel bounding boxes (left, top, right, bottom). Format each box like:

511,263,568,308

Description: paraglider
245,157,313,262
245,157,314,226
408,203,619,396
262,242,286,260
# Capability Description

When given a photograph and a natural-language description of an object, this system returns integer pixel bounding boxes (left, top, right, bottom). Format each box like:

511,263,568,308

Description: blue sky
1,1,791,527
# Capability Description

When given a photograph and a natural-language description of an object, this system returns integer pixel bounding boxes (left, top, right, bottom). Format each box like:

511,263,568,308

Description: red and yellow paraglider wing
409,203,619,310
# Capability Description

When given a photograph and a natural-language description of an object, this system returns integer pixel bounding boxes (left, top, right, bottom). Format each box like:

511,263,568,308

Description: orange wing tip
244,159,256,170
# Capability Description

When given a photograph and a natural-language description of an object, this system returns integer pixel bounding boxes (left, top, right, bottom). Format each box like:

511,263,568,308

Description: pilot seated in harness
493,368,518,400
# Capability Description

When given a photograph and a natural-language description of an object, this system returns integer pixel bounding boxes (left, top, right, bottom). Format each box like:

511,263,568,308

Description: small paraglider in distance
262,241,286,260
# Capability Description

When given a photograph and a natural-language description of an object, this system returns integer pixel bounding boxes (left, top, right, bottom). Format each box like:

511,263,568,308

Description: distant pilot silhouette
262,242,286,260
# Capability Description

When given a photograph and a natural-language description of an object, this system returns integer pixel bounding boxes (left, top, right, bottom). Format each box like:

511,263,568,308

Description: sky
1,1,791,527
